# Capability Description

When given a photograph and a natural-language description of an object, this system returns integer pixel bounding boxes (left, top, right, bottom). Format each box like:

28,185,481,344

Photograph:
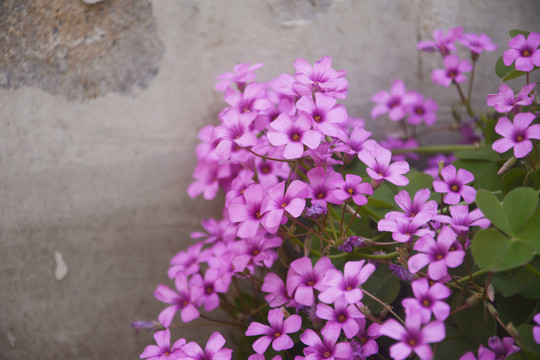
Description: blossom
533,313,540,344
299,323,352,360
424,154,455,178
232,234,281,272
229,184,277,238
486,83,536,114
380,311,445,360
224,82,272,113
371,79,409,121
154,276,202,326
334,174,373,206
306,166,344,209
358,142,409,186
225,169,255,208
212,108,258,160
351,319,381,360
261,180,309,228
432,55,472,87
140,329,186,360
503,32,540,72
417,27,463,56
333,127,372,155
215,62,263,92
408,226,466,281
403,92,438,126
168,243,211,279
266,112,322,159
262,272,296,308
433,164,477,204
293,56,348,99
337,236,367,252
435,205,490,234
245,308,302,354
492,112,540,158
318,260,376,304
296,92,348,138
402,278,451,323
286,256,334,306
316,296,364,338
385,189,438,222
378,215,432,243
460,33,498,56
182,331,233,360
190,268,230,312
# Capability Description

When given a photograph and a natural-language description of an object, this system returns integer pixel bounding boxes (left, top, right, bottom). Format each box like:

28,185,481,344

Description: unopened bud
486,303,498,318
497,156,517,175
466,293,481,307
506,323,519,339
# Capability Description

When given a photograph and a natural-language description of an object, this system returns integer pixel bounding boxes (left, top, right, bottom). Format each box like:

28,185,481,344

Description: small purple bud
306,204,327,218
130,320,161,334
389,263,414,281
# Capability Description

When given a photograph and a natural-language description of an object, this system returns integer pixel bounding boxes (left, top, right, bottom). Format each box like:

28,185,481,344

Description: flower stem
454,81,475,117
456,269,488,284
391,144,478,155
361,287,405,325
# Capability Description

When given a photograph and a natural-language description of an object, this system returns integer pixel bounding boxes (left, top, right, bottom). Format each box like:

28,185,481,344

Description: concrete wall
1,1,539,359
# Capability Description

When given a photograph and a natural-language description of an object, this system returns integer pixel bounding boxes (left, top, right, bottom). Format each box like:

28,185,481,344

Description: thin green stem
456,269,488,284
351,250,399,260
467,58,477,101
454,81,475,117
391,144,477,155
526,263,540,278
362,287,405,325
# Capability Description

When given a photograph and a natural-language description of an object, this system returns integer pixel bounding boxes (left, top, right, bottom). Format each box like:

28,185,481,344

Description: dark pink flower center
447,70,457,79
522,49,531,57
388,98,400,108
414,106,425,115
450,184,459,192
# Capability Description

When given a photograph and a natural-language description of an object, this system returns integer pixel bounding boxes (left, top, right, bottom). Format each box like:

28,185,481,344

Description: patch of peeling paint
54,251,68,281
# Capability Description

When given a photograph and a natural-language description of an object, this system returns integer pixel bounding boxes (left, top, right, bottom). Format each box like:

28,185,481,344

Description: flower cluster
137,27,540,360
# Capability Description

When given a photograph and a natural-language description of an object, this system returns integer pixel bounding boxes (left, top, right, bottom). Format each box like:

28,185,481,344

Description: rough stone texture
0,1,539,360
0,0,163,101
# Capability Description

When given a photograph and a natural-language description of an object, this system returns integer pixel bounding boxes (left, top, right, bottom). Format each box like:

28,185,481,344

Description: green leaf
509,29,531,38
517,207,540,253
475,189,512,235
503,187,539,234
501,168,527,195
454,149,500,161
433,325,475,360
491,266,534,297
471,229,534,272
503,69,530,82
362,266,400,313
452,298,496,345
497,295,538,327
519,259,540,299
495,55,513,79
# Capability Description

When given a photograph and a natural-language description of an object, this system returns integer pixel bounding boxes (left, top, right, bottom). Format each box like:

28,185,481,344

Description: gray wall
1,1,539,359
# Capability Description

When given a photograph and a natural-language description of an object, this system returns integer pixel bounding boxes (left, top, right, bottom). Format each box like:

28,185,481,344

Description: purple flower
358,142,410,186
533,313,540,344
229,184,276,238
338,236,367,252
408,226,466,281
212,108,258,160
433,164,477,204
487,337,520,359
306,167,344,209
191,217,237,245
215,62,263,92
403,92,438,126
262,180,309,229
262,272,296,308
286,256,334,306
316,296,364,338
191,268,230,312
492,112,540,158
371,79,409,121
154,276,202,327
460,33,498,56
389,264,414,281
378,214,432,243
487,83,536,114
417,27,463,56
380,311,445,360
351,319,381,360
246,308,302,354
299,323,352,360
402,279,451,324
267,112,322,159
232,234,281,272
168,243,211,279
424,154,455,178
225,169,255,208
140,329,186,360
385,189,438,222
333,127,372,155
224,82,272,113
293,56,348,99
334,174,373,206
503,32,540,72
182,331,233,360
380,136,420,162
319,260,376,304
432,55,472,87
435,204,490,234
306,203,328,218
296,92,348,139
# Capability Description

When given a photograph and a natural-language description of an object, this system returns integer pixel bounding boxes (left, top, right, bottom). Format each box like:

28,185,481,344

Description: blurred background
1,0,539,359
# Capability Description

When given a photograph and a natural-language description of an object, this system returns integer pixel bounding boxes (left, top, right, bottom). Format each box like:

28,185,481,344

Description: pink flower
435,205,490,234
351,319,381,359
503,32,540,72
182,331,233,360
408,226,465,281
432,55,472,87
266,112,322,159
358,142,410,186
433,164,477,204
140,329,186,360
296,92,348,139
168,243,211,279
262,272,296,308
306,166,344,209
333,127,372,155
402,278,451,324
154,276,202,327
245,308,302,354
492,112,540,158
229,184,277,238
212,108,258,160
299,323,352,360
385,189,438,222
319,260,376,304
215,62,263,92
224,82,272,113
403,92,438,126
460,33,498,56
417,27,463,56
486,83,536,114
378,215,432,243
380,311,445,360
191,268,230,312
334,174,373,206
286,256,334,306
262,180,309,228
293,56,348,99
232,234,281,272
533,313,540,344
371,79,409,121
316,297,364,339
